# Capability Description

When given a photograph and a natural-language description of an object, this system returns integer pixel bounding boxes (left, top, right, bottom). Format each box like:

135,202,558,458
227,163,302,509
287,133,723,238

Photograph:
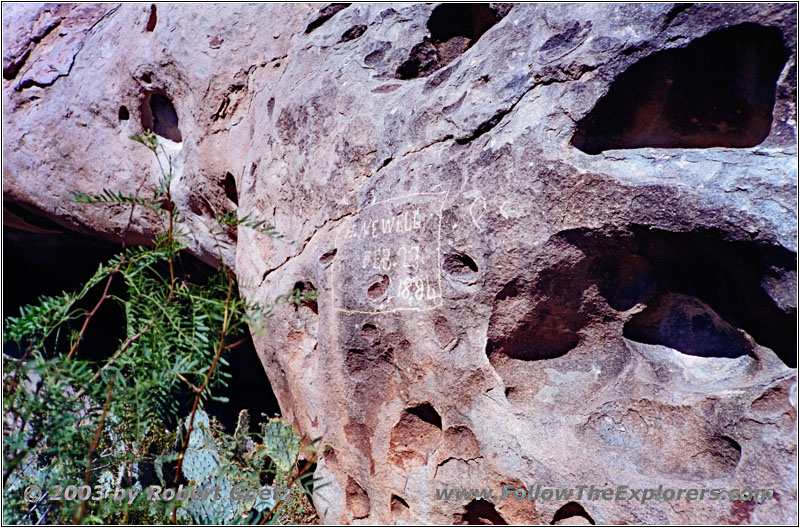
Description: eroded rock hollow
3,3,797,524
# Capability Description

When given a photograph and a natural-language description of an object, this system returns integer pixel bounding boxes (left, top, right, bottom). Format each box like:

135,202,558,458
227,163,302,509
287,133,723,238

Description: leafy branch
3,131,315,525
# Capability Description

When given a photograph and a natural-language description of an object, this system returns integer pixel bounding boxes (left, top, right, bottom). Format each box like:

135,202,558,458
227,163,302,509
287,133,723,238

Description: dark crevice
572,23,789,154
457,499,508,525
443,253,479,275
319,248,338,266
222,172,238,205
551,502,595,525
3,207,280,434
391,494,410,516
3,209,124,361
118,105,129,121
487,226,796,367
140,92,182,142
661,3,693,29
3,19,61,80
3,48,32,81
407,403,442,429
292,280,318,313
202,331,282,433
360,323,379,345
456,108,511,144
146,4,157,32
339,24,367,43
305,3,350,34
396,4,510,80
623,292,751,358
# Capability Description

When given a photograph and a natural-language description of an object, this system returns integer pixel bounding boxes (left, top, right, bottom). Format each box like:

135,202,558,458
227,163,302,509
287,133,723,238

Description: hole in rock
487,226,796,367
305,3,350,34
692,434,742,477
345,476,371,519
444,252,479,275
118,106,129,121
391,494,410,517
495,278,521,301
457,499,508,525
367,274,390,300
141,72,152,84
292,280,318,313
146,4,157,32
389,403,443,467
571,23,789,154
551,502,595,525
340,24,367,43
360,323,379,345
319,248,337,265
487,264,587,361
407,402,442,429
221,172,238,205
623,293,750,358
140,92,182,142
396,3,510,79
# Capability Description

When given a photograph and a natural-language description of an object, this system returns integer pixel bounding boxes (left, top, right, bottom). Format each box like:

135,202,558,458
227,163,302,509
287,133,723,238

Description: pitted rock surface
3,3,797,524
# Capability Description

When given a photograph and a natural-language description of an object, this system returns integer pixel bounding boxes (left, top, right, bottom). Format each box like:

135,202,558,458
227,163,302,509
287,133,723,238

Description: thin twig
176,374,200,393
73,382,113,524
75,321,154,398
171,275,234,523
66,168,149,359
65,270,118,360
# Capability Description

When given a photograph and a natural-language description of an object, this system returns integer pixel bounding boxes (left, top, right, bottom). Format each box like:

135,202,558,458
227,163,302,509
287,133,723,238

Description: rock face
3,3,798,524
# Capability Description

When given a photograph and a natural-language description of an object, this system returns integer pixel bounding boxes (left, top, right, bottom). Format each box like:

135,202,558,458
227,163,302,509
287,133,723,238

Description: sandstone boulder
3,3,797,524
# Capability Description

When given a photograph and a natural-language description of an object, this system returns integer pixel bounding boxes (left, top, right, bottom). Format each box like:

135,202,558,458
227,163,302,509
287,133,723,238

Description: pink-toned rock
3,3,797,524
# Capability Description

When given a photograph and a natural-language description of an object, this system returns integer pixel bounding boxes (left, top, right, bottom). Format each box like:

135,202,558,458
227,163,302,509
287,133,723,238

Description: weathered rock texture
3,3,798,524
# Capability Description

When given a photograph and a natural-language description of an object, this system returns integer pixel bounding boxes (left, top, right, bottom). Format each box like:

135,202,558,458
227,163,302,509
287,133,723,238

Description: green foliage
282,287,319,308
216,212,282,238
2,133,317,524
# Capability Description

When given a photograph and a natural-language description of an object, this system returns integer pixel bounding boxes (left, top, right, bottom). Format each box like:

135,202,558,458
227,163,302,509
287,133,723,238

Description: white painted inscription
333,192,446,314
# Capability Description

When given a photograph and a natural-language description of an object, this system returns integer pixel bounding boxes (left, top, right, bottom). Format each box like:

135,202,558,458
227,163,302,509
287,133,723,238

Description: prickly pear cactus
261,418,301,475
178,410,302,523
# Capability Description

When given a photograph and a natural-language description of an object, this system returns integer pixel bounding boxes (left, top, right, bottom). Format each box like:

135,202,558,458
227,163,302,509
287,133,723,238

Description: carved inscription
333,192,445,314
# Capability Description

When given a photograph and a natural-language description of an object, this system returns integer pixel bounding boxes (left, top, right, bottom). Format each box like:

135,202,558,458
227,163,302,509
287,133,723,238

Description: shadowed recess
145,4,157,32
407,402,442,429
3,203,124,360
551,502,595,525
367,274,390,300
222,172,238,205
623,293,751,358
396,3,511,80
3,205,281,433
140,92,182,142
305,3,350,34
457,499,508,525
487,226,796,367
568,226,797,366
443,252,479,275
391,494,410,517
571,23,789,154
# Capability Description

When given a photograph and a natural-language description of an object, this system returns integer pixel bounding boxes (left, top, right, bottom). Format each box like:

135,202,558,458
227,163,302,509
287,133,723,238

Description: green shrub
3,132,319,524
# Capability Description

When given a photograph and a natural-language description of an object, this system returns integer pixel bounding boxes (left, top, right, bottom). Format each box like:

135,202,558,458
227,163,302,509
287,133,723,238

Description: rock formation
3,3,797,524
